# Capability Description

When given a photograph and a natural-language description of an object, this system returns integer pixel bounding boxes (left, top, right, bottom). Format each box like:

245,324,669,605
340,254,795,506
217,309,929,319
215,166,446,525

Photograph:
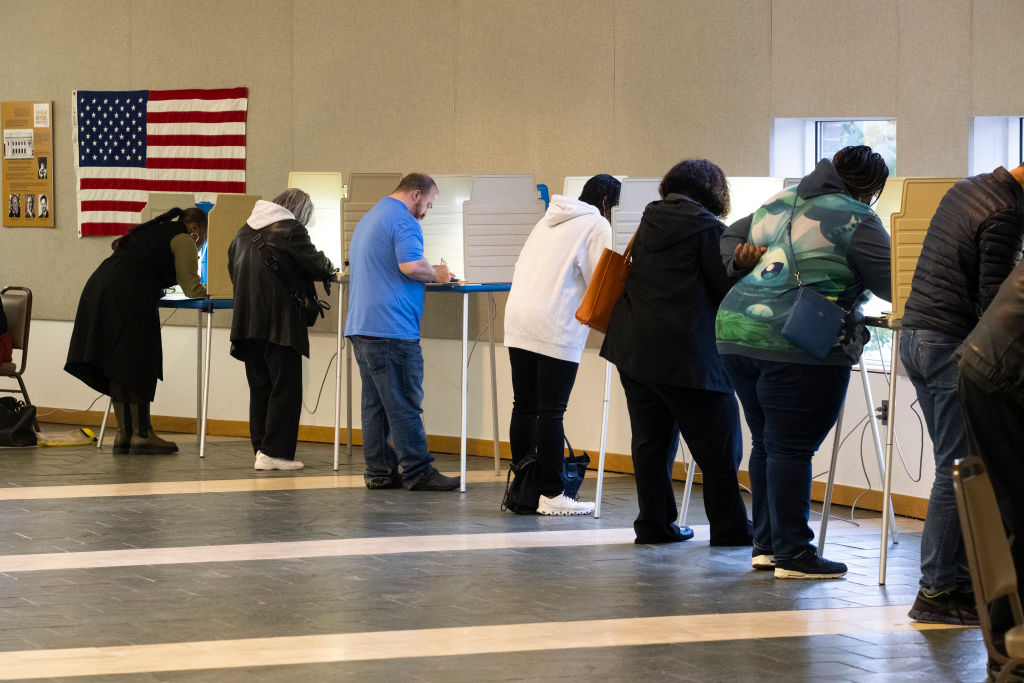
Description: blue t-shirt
345,197,426,340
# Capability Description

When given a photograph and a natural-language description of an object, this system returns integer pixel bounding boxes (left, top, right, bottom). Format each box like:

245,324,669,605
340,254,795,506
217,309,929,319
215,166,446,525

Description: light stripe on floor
0,470,622,501
0,528,642,572
0,605,960,680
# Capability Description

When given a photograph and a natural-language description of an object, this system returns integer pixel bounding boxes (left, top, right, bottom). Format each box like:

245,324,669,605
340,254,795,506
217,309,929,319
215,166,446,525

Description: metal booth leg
594,361,612,518
879,328,901,585
859,361,899,543
198,307,213,459
677,439,697,528
97,395,113,449
460,292,468,492
334,297,344,472
819,399,846,554
488,293,500,475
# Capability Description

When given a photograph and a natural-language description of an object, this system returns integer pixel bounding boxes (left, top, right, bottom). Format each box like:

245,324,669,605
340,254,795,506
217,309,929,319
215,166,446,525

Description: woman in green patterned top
715,146,891,579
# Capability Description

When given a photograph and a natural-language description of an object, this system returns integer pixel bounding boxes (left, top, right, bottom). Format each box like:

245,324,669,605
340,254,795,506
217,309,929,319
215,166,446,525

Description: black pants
959,374,1024,626
509,348,579,497
618,368,751,544
238,340,303,461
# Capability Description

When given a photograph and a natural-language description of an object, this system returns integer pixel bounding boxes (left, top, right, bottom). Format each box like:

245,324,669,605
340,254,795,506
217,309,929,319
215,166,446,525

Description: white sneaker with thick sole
254,451,304,471
536,493,595,516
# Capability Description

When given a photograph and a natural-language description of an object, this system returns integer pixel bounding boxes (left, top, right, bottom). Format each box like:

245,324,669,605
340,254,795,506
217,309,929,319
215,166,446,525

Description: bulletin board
889,178,960,318
2,101,54,228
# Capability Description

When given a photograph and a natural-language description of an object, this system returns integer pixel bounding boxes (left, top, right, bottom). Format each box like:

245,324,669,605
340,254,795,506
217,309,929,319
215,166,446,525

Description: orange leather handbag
574,232,636,334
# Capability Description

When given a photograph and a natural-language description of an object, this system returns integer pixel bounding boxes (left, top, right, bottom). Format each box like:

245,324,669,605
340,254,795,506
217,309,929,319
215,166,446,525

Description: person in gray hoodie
228,189,335,471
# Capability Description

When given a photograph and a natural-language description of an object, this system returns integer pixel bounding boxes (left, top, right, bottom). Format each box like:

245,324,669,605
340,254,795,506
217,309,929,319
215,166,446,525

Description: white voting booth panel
561,175,629,203
421,174,472,279
873,176,905,231
342,173,402,261
288,172,344,266
610,178,660,253
722,177,786,226
139,192,194,224
462,174,545,283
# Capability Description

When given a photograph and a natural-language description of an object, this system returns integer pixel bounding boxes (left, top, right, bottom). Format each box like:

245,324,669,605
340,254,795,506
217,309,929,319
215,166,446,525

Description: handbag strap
783,196,805,287
622,229,638,263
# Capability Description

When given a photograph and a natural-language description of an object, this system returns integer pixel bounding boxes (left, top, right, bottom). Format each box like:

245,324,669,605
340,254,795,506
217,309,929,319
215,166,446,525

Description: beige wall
1,0,1021,323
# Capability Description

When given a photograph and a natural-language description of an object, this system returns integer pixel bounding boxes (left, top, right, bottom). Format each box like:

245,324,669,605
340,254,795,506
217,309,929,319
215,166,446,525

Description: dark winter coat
228,219,335,358
902,167,1024,338
600,193,736,392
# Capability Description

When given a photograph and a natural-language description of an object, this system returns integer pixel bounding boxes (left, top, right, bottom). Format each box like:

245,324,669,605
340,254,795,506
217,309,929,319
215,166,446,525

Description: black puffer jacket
902,167,1024,338
958,259,1024,405
228,214,334,358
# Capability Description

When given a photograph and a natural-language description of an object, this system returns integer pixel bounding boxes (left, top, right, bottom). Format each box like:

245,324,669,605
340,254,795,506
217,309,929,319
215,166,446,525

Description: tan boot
111,401,132,454
128,402,178,455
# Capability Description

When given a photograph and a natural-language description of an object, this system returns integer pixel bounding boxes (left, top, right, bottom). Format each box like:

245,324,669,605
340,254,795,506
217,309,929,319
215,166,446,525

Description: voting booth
462,174,545,283
421,174,473,279
288,172,344,267
610,178,660,253
722,177,787,226
342,173,402,262
561,175,629,205
206,194,261,299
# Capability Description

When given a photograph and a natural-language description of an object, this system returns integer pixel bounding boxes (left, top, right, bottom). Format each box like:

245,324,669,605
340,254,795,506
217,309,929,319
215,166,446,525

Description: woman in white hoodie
503,174,621,515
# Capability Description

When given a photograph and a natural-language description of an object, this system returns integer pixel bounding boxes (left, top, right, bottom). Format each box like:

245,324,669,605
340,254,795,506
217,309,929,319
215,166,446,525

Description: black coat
600,194,736,392
64,220,186,400
903,167,1024,338
228,219,335,358
958,259,1024,406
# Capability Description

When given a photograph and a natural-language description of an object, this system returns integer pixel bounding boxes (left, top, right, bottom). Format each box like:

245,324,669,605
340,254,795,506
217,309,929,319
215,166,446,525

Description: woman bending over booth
66,207,208,455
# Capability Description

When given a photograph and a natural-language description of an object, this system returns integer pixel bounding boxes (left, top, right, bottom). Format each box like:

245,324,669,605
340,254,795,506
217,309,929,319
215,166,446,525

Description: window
970,117,1024,175
816,120,897,174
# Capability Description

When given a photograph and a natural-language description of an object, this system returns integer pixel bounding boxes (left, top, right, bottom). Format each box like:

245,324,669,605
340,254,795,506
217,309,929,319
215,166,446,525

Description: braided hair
832,146,889,205
578,174,622,220
658,159,731,219
111,207,207,251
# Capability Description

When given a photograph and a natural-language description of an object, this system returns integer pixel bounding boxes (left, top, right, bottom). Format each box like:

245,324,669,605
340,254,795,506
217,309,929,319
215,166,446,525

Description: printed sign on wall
2,101,54,228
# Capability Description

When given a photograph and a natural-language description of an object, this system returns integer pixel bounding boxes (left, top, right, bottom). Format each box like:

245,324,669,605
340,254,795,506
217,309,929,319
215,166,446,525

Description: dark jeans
959,374,1024,625
508,347,579,498
617,368,751,544
349,335,435,488
900,329,971,594
722,355,849,561
236,340,303,461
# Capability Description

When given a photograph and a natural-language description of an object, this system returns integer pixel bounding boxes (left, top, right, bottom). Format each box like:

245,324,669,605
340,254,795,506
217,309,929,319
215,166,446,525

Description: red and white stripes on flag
72,87,247,237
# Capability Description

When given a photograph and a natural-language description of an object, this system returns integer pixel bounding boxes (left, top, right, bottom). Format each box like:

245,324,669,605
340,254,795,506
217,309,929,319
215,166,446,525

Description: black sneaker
774,549,847,579
908,589,979,625
365,473,402,489
409,470,460,491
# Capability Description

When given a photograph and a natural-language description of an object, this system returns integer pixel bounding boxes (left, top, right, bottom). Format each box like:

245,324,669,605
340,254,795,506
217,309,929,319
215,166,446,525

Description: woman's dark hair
112,207,207,251
832,145,889,205
658,159,730,218
578,174,622,220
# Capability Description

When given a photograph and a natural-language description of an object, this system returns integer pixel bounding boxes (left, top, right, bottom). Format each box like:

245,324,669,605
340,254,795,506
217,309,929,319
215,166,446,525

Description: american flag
72,87,247,236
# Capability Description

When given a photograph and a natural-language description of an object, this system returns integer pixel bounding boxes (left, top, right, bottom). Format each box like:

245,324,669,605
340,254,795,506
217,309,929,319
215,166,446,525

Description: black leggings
109,380,147,404
508,347,579,497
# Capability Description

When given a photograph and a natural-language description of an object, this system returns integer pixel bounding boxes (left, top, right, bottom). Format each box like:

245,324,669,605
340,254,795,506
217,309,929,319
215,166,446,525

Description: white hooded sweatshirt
246,199,296,229
503,195,612,363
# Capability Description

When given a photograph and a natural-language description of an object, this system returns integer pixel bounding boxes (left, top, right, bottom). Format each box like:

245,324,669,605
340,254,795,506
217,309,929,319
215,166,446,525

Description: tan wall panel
972,0,1024,114
614,0,772,177
291,0,457,176
771,0,898,117
896,0,971,177
0,0,133,321
453,0,616,191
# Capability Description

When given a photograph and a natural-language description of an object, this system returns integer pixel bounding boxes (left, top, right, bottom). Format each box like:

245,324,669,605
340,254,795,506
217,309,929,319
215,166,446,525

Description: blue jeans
900,329,970,594
722,355,850,561
349,336,435,488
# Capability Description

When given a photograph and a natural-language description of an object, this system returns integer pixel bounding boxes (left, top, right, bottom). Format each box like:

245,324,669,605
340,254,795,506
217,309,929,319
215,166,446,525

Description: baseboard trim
38,405,927,519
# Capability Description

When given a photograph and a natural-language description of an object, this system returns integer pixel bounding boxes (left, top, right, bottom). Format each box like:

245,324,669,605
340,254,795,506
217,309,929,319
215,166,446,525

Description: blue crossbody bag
779,200,846,360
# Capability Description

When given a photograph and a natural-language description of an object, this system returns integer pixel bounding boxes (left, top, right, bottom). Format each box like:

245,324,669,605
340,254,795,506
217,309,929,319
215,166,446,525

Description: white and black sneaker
774,549,847,579
752,553,776,571
537,493,595,516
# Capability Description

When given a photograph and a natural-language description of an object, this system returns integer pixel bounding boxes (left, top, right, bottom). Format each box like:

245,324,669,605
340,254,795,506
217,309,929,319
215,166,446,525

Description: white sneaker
536,493,595,516
254,451,304,471
752,554,776,571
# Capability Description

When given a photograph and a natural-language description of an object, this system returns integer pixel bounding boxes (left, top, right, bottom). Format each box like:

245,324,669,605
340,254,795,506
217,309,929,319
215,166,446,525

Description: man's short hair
394,173,437,195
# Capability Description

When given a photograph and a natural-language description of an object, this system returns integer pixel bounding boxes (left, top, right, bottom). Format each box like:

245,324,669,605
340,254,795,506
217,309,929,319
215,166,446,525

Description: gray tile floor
0,430,989,681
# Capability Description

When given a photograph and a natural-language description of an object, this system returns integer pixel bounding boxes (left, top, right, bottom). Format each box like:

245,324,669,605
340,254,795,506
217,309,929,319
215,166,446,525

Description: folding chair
953,456,1024,683
0,286,38,431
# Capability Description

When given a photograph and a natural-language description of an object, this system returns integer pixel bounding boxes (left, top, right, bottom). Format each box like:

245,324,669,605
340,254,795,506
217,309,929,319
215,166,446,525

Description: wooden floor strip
0,605,960,680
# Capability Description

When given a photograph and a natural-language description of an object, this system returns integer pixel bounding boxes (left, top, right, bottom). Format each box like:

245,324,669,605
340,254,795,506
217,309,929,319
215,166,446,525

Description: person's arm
977,209,1024,312
398,258,448,283
846,218,892,302
285,223,335,280
170,233,207,298
721,214,754,275
579,219,612,286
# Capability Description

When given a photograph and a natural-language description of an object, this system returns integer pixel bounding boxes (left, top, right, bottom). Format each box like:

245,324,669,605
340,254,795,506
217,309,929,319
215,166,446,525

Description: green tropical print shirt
715,188,876,363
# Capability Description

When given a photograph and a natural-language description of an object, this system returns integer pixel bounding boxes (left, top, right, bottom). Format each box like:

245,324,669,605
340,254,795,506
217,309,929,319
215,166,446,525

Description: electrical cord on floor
301,351,339,415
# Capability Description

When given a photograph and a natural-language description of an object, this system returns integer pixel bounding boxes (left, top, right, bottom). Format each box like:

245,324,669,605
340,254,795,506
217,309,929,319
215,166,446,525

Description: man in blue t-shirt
345,173,458,491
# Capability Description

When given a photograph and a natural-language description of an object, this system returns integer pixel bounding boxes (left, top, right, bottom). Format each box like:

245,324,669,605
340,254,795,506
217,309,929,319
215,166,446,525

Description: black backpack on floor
500,437,590,514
